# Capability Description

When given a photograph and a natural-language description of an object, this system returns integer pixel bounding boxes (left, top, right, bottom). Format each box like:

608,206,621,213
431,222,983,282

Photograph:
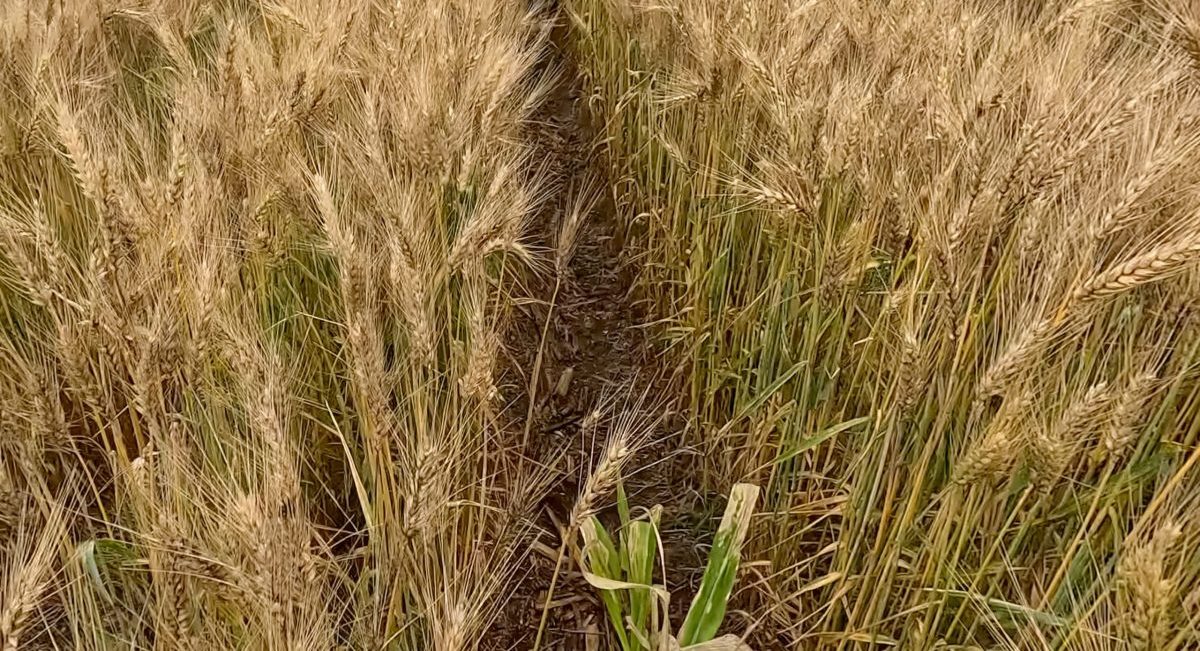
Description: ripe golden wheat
4,0,1200,649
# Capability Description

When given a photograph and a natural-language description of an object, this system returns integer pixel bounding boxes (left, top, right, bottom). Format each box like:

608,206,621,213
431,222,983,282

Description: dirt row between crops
489,3,718,648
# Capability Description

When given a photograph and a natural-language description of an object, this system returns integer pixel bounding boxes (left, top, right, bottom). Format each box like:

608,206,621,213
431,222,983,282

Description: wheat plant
0,0,556,648
4,0,1200,649
565,0,1200,647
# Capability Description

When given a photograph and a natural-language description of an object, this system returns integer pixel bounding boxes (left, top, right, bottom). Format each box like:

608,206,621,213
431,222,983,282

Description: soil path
491,3,660,648
491,3,714,648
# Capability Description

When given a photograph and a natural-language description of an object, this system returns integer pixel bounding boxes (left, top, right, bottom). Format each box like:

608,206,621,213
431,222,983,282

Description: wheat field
1,0,1199,649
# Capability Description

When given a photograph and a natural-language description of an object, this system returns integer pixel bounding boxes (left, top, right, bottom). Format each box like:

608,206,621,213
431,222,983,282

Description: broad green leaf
678,483,759,646
583,518,631,649
617,478,632,530
627,520,658,639
581,572,670,601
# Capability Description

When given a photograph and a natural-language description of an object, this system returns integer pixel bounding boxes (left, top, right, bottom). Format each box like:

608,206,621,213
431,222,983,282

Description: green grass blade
772,416,870,465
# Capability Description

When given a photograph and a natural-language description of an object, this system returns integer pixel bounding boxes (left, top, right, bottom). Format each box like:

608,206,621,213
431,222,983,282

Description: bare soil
493,22,647,651
487,4,716,648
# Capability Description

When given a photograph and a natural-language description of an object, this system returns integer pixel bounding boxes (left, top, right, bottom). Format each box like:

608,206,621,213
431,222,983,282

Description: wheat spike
1098,372,1157,461
1062,382,1117,437
387,232,434,365
1046,0,1120,34
1026,381,1117,487
976,316,1057,400
957,397,1030,485
0,467,21,543
1075,237,1200,302
568,426,633,534
896,327,929,417
1117,523,1182,650
956,421,1017,486
460,281,500,405
730,176,809,216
